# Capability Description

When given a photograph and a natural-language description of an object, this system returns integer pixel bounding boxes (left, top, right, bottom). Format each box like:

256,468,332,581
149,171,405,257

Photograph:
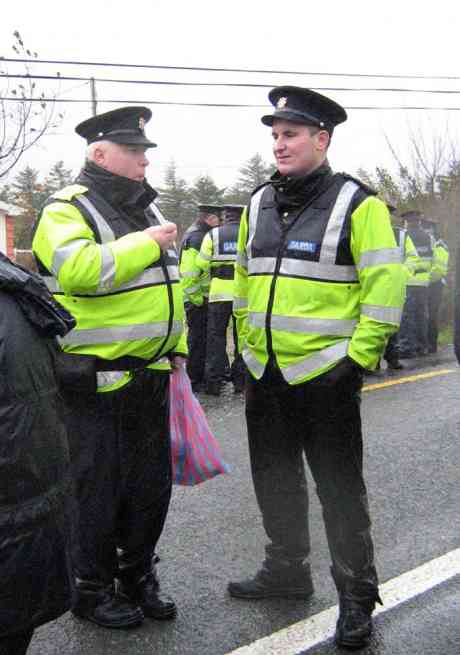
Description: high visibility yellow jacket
430,239,449,283
233,174,406,383
393,227,418,279
33,180,187,391
405,225,434,287
195,220,240,303
179,223,212,305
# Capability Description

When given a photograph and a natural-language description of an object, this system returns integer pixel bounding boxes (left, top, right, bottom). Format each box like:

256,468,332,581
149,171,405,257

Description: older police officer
33,107,187,629
229,87,406,649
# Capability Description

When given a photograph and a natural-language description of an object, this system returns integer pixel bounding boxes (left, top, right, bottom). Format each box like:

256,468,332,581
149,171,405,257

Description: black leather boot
331,565,382,649
228,560,314,600
205,381,221,396
72,580,144,629
335,595,375,649
119,571,176,620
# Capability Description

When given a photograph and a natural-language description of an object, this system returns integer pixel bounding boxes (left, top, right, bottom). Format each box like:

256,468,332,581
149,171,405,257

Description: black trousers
64,370,172,584
398,286,429,357
185,302,208,386
427,280,443,353
206,301,245,388
383,332,400,362
0,629,34,655
245,363,378,595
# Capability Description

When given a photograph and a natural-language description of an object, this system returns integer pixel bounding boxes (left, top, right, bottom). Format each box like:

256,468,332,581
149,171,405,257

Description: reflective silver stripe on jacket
249,312,358,336
357,247,402,269
233,297,248,310
59,320,183,345
52,238,92,275
248,257,358,282
319,181,358,263
361,304,402,324
399,228,407,260
282,340,349,384
181,270,200,278
97,371,126,389
43,266,179,295
242,348,266,378
211,227,236,262
247,186,265,257
237,251,248,269
77,195,116,243
407,278,430,287
209,293,233,302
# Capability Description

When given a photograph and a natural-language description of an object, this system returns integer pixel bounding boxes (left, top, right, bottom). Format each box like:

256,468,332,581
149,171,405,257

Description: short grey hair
86,139,112,162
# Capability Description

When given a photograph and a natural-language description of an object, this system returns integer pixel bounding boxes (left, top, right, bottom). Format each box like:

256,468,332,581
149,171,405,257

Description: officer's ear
315,129,330,152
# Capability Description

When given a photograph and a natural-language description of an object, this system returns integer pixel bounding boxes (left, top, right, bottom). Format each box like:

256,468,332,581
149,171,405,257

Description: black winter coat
0,255,75,637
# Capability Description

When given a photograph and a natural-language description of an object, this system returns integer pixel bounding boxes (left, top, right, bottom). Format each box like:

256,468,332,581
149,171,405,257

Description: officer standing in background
33,107,187,630
382,205,418,370
422,218,449,353
179,204,222,392
195,204,246,395
229,86,406,649
398,210,434,358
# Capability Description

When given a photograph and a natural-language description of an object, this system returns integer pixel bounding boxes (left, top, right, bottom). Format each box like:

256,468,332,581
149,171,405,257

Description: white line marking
225,548,460,655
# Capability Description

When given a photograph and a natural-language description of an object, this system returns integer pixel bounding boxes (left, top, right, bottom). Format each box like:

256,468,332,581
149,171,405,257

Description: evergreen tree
10,166,49,248
157,160,193,237
225,153,275,204
44,160,74,193
189,174,226,206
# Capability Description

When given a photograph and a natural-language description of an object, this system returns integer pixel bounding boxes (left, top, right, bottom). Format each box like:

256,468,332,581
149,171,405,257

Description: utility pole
90,78,97,116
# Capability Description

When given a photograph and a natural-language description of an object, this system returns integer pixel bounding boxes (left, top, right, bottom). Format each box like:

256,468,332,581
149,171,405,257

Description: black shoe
386,359,404,370
205,381,221,396
191,381,205,393
72,582,144,629
335,596,375,649
119,572,176,620
228,566,314,600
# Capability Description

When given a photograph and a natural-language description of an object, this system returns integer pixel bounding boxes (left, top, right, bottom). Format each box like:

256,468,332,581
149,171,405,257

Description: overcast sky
2,0,460,190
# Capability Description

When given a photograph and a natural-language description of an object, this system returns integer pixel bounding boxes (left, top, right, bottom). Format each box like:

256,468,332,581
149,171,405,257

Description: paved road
30,347,460,654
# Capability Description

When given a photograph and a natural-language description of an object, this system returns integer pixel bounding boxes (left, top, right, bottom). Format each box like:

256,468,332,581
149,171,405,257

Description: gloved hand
318,356,364,388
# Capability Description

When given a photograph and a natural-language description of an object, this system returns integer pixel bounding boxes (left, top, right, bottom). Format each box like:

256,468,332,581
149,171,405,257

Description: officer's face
95,142,149,181
271,119,329,177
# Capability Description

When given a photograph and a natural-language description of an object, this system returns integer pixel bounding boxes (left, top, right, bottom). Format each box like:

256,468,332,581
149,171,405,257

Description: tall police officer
195,204,246,395
398,210,433,358
32,106,187,629
179,205,222,391
229,87,406,649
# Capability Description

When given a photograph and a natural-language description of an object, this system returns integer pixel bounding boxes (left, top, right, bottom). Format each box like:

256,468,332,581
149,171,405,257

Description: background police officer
179,204,221,392
398,210,434,358
195,203,246,395
228,86,406,649
422,218,449,354
33,106,187,630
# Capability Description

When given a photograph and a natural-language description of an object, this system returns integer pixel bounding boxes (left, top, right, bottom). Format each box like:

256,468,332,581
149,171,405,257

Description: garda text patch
223,241,237,253
287,240,318,254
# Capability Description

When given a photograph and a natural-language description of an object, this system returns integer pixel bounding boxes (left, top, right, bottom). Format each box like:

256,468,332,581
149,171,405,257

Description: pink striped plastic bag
169,366,230,485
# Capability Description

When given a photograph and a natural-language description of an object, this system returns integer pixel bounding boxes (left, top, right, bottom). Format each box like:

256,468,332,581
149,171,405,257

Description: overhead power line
5,73,460,95
2,96,460,110
2,57,460,82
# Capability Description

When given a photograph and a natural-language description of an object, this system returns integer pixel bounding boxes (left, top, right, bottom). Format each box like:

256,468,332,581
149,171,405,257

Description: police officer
398,210,433,358
228,86,406,649
383,205,419,370
195,204,246,395
422,218,449,354
32,106,187,629
179,205,222,392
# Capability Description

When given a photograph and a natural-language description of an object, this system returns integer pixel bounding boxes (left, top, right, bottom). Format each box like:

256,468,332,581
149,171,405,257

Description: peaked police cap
261,86,347,134
75,106,157,148
197,204,223,215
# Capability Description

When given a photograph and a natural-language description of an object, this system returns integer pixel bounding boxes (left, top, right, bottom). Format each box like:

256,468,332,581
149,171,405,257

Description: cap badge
276,97,288,109
139,116,145,130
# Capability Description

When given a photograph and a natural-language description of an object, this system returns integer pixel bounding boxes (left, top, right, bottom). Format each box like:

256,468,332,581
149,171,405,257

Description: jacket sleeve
404,234,419,277
33,199,160,295
431,241,449,282
179,240,205,306
233,207,249,353
348,196,406,370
